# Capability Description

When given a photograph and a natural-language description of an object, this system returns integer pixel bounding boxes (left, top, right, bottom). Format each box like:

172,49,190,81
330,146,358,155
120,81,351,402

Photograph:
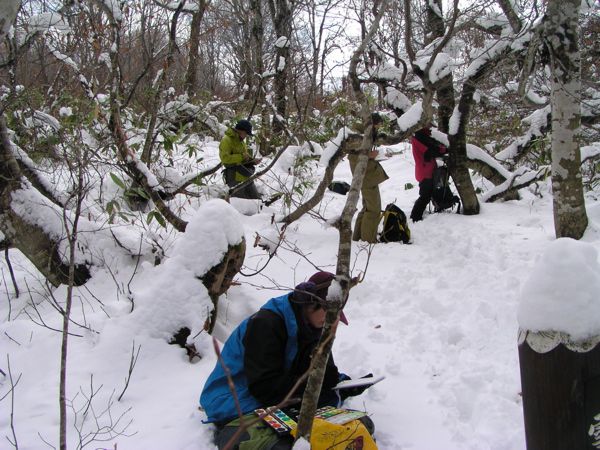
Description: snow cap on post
517,238,600,343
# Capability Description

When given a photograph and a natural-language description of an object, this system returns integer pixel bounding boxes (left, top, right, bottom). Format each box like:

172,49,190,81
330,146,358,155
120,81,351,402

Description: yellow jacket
219,128,253,166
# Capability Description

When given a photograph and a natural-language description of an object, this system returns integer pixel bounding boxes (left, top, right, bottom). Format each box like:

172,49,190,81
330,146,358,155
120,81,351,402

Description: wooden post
518,329,600,450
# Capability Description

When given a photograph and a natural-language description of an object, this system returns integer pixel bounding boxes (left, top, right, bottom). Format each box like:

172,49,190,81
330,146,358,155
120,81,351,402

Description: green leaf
154,211,166,228
162,131,175,153
110,172,127,189
146,211,155,225
134,188,150,200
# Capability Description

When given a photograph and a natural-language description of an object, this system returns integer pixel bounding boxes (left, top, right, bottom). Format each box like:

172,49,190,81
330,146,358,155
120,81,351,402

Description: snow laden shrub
121,199,245,341
273,142,324,212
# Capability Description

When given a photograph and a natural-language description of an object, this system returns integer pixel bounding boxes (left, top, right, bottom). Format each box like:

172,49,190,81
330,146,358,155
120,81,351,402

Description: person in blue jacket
199,271,371,449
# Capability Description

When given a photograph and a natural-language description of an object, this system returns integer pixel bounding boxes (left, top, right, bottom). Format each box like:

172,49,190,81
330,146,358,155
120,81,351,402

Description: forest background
1,0,599,449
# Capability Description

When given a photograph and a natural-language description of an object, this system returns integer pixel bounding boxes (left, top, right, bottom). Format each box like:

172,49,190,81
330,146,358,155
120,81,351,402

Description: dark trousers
214,425,294,450
223,165,261,200
410,178,434,221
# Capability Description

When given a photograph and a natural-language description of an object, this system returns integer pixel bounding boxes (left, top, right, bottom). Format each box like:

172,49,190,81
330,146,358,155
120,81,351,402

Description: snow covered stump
517,238,600,450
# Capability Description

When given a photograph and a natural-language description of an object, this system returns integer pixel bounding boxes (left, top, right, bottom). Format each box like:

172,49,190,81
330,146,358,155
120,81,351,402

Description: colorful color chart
254,408,297,435
256,405,369,433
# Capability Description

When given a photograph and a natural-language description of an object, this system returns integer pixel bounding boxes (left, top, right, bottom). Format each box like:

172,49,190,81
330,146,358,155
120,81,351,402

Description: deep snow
1,138,599,450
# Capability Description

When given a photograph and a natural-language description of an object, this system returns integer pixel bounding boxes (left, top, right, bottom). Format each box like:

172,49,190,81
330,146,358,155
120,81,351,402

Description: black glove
424,148,436,161
339,373,373,400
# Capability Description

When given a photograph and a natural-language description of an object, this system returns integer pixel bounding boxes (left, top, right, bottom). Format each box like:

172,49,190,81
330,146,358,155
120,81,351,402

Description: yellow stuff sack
291,417,377,450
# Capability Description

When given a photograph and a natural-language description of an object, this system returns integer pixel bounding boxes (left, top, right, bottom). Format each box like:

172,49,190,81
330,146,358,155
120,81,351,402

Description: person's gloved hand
424,148,436,161
339,373,373,400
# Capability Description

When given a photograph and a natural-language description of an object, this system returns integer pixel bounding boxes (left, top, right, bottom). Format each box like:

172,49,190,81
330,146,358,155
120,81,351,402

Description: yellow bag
291,417,377,450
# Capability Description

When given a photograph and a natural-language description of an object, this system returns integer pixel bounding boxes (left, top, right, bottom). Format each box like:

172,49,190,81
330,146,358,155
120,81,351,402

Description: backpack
328,181,351,195
431,164,461,213
380,203,411,244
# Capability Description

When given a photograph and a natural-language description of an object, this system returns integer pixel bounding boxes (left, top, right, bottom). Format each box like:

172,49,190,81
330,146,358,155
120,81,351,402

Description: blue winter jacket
199,294,299,423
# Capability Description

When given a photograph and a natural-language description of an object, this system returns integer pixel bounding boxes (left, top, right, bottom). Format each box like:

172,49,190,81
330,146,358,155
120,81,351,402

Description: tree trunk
425,0,455,135
546,0,588,239
184,1,208,98
448,79,480,215
269,0,293,135
0,0,21,38
249,0,270,155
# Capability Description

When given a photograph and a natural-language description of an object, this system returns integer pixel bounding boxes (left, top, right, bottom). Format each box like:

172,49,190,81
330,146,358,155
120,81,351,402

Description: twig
3,332,21,346
117,341,141,402
4,248,19,298
4,355,22,449
126,237,144,303
2,269,13,321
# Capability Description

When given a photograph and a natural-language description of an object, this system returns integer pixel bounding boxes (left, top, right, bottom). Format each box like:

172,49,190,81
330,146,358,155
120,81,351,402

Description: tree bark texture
269,0,293,134
295,308,338,437
448,79,480,215
0,0,21,38
546,0,588,239
425,0,455,134
249,0,270,155
184,1,208,98
200,239,246,333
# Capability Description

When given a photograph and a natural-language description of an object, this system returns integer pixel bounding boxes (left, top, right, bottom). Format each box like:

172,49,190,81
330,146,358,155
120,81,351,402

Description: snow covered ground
1,139,599,450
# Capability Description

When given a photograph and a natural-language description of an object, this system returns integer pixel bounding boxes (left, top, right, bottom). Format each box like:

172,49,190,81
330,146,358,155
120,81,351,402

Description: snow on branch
45,40,80,72
319,127,353,167
496,105,551,163
372,63,405,82
396,102,424,132
464,38,512,80
466,143,512,180
464,139,550,202
481,165,549,203
8,134,67,207
159,99,227,137
415,50,453,84
384,87,412,114
275,36,290,48
582,144,600,164
25,11,70,34
94,0,123,23
154,0,202,14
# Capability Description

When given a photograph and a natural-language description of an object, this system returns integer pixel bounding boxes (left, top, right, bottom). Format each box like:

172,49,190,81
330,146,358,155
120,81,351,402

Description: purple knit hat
293,271,348,325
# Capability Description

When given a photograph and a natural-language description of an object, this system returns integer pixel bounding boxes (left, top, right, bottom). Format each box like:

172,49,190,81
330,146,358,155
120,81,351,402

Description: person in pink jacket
409,125,447,222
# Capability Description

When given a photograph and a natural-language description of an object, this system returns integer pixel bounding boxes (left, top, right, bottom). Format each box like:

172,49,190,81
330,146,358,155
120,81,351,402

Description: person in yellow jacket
348,113,389,243
219,119,262,199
